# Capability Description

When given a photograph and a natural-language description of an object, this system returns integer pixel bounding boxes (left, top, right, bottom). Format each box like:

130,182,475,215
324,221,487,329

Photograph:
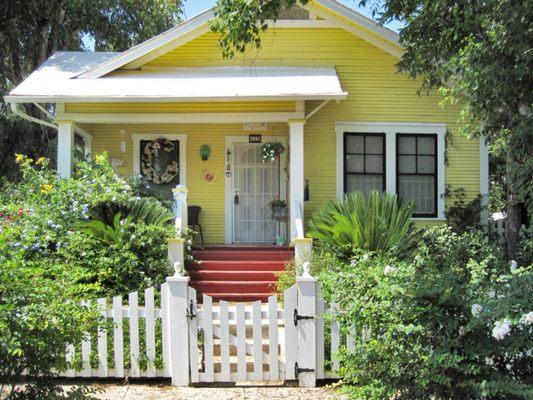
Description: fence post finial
173,261,183,277
302,261,311,278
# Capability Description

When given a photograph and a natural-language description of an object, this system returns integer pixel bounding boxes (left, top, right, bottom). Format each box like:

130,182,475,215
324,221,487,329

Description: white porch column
57,121,75,178
289,120,305,239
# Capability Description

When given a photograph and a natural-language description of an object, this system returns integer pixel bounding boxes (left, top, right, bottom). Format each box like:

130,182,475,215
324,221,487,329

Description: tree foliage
0,0,183,180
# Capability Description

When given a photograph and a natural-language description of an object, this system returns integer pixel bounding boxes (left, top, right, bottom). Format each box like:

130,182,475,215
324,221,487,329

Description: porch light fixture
304,179,310,201
120,129,126,153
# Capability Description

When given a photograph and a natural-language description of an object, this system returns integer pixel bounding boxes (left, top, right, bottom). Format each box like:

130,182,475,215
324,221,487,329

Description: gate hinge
294,362,315,377
186,299,196,319
293,309,313,326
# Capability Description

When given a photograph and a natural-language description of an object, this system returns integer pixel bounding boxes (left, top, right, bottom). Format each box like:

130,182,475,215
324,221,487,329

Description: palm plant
78,212,134,246
308,191,416,257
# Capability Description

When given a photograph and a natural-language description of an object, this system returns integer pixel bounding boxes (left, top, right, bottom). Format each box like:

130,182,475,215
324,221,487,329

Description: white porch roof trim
6,52,346,103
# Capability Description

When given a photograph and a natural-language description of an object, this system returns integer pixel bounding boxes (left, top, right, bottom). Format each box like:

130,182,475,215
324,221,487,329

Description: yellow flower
35,157,46,165
40,184,52,195
95,154,104,163
15,154,24,164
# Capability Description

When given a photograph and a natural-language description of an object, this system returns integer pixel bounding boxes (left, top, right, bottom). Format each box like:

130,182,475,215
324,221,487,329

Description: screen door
231,142,280,243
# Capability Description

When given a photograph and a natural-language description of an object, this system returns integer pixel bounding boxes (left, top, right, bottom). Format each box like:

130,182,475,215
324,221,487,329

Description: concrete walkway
87,383,344,400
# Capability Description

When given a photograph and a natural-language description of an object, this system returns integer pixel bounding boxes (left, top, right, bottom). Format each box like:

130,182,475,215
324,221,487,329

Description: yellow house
5,0,488,247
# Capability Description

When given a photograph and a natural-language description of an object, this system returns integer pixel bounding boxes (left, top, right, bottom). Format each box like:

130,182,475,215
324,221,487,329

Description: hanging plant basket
261,141,285,162
270,197,288,221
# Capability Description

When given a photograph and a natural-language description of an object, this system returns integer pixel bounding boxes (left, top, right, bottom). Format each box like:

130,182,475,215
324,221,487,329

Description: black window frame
395,133,438,218
343,132,386,195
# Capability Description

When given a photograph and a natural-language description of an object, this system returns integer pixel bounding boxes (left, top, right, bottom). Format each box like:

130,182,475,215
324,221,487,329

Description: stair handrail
294,200,305,239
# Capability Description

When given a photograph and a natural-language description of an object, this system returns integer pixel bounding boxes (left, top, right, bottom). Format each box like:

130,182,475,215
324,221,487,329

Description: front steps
188,246,294,302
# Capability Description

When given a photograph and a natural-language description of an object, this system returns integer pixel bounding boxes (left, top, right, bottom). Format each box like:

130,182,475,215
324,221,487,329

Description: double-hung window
396,134,438,217
344,133,385,196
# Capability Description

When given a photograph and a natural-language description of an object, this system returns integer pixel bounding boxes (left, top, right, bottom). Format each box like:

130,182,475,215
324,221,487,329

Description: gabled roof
78,0,402,79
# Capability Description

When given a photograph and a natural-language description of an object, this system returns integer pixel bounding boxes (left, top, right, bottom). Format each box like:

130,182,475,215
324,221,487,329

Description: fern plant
308,191,416,257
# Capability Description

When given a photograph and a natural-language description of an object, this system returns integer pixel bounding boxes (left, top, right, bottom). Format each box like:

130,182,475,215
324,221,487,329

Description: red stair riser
193,250,293,261
189,270,278,281
189,260,287,271
206,294,271,302
190,281,277,294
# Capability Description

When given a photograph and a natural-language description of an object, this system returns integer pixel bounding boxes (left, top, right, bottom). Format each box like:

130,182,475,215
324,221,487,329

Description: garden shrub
308,191,417,259
317,226,532,399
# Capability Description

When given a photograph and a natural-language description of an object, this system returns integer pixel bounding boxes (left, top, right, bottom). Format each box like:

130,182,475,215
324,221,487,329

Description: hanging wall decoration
141,138,178,184
202,170,218,183
199,144,211,161
261,141,285,162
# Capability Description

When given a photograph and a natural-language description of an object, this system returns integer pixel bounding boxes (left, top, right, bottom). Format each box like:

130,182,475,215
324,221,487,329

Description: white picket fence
60,273,352,387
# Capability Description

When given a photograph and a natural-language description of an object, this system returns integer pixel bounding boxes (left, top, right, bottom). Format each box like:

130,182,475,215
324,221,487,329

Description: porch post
57,121,75,178
289,120,305,240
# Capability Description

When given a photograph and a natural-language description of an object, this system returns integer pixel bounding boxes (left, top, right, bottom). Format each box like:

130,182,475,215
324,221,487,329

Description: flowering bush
317,226,532,399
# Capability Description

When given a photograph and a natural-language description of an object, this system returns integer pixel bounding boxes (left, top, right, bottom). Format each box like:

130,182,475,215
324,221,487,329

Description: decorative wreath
261,141,285,162
141,138,179,184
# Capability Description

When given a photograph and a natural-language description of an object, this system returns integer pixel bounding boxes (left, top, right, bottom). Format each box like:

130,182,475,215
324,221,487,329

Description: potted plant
270,194,288,221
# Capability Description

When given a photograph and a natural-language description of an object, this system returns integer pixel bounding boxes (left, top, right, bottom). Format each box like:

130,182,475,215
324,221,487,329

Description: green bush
317,227,532,399
308,191,417,259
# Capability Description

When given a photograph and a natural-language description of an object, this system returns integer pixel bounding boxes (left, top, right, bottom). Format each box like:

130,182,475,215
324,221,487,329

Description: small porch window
343,132,385,196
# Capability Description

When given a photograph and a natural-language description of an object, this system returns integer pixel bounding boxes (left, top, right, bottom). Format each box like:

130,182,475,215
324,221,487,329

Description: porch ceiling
6,52,347,103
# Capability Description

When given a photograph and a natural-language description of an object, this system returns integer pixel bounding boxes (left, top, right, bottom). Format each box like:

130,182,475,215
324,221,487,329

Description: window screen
396,134,437,217
344,133,385,196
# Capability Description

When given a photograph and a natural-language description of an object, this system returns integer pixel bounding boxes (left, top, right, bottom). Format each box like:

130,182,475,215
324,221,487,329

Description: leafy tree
211,0,532,259
0,0,183,180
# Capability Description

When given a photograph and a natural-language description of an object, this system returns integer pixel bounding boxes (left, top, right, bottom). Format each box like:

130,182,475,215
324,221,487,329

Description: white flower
485,357,494,366
510,260,518,272
492,319,512,341
471,304,483,317
488,290,496,299
350,259,357,267
383,265,395,276
519,311,533,326
362,253,370,261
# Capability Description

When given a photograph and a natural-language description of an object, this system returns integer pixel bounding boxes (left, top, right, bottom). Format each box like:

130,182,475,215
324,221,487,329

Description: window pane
347,175,383,196
398,155,416,173
418,136,435,154
399,175,435,214
365,155,383,173
417,156,435,173
365,136,383,154
398,136,416,154
345,135,364,153
346,154,364,173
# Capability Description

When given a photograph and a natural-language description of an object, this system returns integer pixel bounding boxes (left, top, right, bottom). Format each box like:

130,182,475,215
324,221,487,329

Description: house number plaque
248,134,262,143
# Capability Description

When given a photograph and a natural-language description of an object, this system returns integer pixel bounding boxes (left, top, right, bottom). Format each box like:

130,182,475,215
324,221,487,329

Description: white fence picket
220,301,231,381
65,344,75,378
80,301,92,377
97,298,108,377
145,287,156,378
113,295,124,377
252,301,262,381
202,294,214,382
236,303,246,382
160,283,170,376
316,297,325,380
188,287,199,383
129,291,140,378
268,295,279,380
330,306,340,374
284,284,297,379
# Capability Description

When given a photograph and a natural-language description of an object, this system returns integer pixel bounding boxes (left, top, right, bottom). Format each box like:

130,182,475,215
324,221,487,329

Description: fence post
164,263,190,386
172,185,188,236
293,237,313,273
296,262,317,387
168,238,185,273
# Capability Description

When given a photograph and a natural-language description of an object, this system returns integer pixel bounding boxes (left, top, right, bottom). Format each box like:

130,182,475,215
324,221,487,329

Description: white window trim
132,133,187,186
335,122,446,220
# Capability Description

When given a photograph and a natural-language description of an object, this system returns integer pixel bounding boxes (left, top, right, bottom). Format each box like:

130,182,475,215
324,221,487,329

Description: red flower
17,208,24,217
0,211,3,218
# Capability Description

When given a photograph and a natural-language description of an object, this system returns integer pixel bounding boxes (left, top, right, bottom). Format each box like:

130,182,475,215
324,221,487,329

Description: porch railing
172,185,188,236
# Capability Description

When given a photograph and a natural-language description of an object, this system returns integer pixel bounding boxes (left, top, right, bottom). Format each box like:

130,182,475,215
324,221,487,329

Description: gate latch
294,362,315,377
293,309,313,326
186,299,196,319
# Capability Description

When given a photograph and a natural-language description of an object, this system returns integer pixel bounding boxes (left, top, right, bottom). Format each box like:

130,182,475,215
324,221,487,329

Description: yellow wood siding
91,123,288,243
87,27,480,241
66,101,295,113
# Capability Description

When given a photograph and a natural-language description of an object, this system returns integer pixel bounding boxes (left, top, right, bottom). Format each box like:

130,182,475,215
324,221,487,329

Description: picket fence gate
60,273,354,387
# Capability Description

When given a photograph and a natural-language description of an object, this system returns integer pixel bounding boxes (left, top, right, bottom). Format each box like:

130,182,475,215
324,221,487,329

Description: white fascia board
78,10,214,79
6,93,347,104
306,0,403,58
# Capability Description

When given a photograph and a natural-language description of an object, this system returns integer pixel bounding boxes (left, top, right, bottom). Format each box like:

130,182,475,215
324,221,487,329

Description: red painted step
193,250,293,261
188,270,279,281
190,281,277,294
189,260,286,271
205,293,271,302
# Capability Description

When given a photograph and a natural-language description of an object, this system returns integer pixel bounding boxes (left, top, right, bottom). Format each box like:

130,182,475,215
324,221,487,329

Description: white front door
229,141,284,243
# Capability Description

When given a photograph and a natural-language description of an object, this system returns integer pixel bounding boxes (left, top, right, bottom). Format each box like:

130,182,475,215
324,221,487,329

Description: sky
182,0,404,32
